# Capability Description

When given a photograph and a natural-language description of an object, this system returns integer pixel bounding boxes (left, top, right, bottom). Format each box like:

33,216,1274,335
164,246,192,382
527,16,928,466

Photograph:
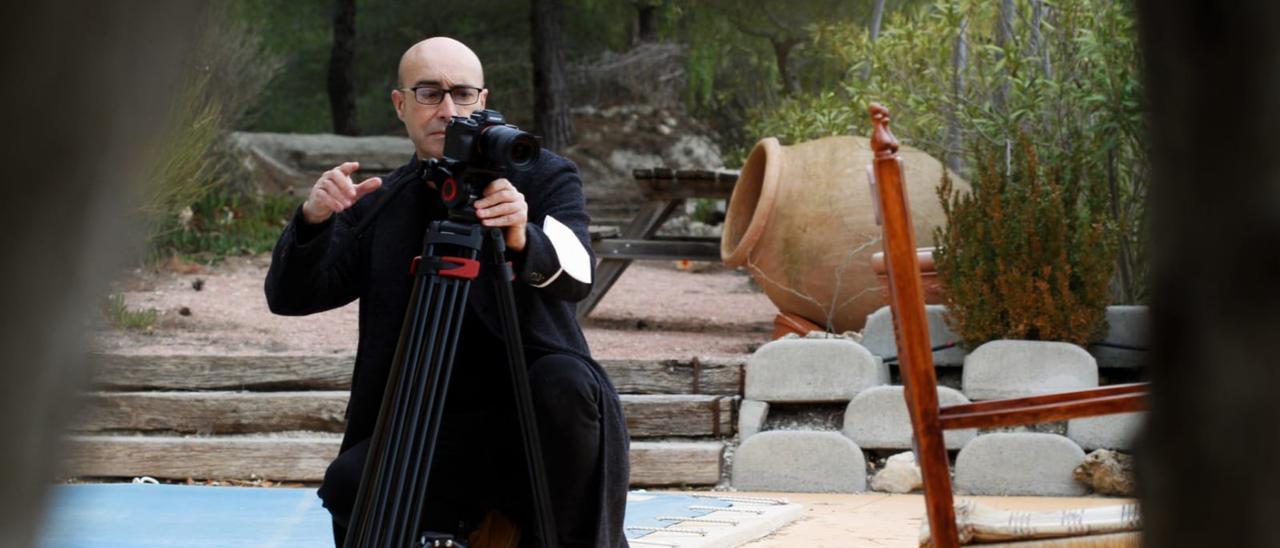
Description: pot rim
721,137,782,267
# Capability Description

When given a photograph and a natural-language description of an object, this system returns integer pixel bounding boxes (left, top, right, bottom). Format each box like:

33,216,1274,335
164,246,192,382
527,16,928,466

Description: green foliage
934,136,1115,347
746,0,1147,302
141,6,283,262
101,294,158,332
149,189,297,262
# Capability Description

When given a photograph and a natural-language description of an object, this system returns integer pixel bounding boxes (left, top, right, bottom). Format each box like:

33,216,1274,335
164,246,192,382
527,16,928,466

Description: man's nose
436,93,458,119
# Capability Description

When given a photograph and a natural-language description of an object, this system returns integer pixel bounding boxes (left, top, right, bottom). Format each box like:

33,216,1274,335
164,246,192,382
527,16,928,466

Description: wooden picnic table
577,168,740,320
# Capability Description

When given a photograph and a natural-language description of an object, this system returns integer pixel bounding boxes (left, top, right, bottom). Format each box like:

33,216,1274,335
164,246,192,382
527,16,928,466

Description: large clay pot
721,136,965,333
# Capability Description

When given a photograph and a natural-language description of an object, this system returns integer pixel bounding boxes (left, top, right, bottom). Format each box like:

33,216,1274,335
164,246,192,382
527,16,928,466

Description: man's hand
301,161,383,224
474,178,528,252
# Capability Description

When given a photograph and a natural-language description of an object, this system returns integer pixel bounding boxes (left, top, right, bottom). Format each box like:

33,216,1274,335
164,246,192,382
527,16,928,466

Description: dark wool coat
264,152,629,547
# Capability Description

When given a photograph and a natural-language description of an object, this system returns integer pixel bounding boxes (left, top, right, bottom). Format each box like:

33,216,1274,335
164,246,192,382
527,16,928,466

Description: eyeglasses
400,85,483,106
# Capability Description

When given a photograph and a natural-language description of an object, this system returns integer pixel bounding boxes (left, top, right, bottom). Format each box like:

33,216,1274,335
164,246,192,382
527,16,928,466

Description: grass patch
102,294,158,331
148,190,297,263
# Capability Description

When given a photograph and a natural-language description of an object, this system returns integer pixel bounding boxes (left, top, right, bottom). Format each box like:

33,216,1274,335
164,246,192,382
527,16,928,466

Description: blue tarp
38,484,731,547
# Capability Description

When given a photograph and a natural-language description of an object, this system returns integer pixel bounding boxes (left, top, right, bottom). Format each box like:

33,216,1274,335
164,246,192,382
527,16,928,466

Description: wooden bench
578,168,739,320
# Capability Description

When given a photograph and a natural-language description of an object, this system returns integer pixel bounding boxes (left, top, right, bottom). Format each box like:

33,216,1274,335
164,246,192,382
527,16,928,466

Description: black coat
265,152,629,546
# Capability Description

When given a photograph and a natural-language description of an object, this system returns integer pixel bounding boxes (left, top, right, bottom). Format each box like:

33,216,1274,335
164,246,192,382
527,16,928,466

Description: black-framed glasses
401,85,483,106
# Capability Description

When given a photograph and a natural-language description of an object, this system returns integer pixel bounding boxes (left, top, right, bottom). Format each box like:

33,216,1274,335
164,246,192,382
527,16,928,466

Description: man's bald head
397,37,485,89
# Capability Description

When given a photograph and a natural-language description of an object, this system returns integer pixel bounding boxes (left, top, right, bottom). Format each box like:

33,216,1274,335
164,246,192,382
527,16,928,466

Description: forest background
146,0,1146,304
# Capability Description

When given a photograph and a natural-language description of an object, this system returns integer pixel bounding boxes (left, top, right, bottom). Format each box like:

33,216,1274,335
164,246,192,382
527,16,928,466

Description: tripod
343,165,559,548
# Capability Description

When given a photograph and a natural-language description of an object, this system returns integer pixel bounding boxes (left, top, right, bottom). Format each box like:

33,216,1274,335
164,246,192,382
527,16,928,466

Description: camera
442,109,541,173
423,109,541,220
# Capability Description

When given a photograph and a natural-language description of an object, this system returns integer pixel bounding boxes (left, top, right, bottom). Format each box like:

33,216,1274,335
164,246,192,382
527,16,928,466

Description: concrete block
744,338,888,402
739,399,769,441
732,431,867,493
841,386,976,450
1068,411,1146,451
1090,306,1150,369
955,433,1088,496
962,340,1098,400
861,305,967,366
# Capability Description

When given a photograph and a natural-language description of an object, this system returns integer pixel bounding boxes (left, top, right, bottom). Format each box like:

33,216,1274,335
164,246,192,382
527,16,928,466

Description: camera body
424,109,541,221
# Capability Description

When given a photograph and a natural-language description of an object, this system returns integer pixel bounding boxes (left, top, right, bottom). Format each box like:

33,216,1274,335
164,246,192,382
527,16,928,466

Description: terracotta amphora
721,136,965,333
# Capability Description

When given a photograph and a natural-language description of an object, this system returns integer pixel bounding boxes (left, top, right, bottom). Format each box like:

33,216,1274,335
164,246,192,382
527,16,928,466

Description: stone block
955,433,1088,496
1089,306,1150,369
841,386,976,450
962,340,1098,401
739,399,769,441
732,431,867,492
1068,411,1146,451
861,305,967,366
744,338,887,402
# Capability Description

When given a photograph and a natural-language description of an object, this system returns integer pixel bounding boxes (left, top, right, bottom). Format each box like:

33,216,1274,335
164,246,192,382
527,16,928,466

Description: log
71,392,735,438
89,353,745,395
620,395,735,438
61,436,724,486
71,391,350,434
90,353,353,391
600,357,743,395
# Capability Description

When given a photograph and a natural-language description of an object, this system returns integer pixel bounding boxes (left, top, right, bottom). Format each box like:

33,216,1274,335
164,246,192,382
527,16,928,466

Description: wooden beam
71,392,738,438
61,436,725,486
600,357,743,395
592,239,721,261
90,353,353,391
88,353,744,395
939,393,1147,431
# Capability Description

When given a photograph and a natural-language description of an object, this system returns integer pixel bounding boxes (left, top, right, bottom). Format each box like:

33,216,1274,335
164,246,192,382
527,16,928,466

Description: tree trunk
993,0,1013,111
327,0,360,136
635,1,659,44
772,38,801,96
860,0,888,81
1138,1,1280,546
945,19,968,173
531,0,574,151
1029,0,1052,78
0,2,203,546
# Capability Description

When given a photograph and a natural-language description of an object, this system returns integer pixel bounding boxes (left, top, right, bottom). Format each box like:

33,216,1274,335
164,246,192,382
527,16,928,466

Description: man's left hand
474,178,528,252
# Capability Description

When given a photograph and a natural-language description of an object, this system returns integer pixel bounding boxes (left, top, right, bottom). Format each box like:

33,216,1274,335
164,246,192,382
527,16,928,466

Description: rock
227,132,413,194
870,451,923,493
842,385,976,450
1067,411,1146,451
606,149,665,174
861,305,967,366
1073,449,1136,496
732,431,867,492
962,340,1098,401
662,134,722,169
954,433,1088,496
739,399,768,441
744,338,888,402
1089,305,1150,369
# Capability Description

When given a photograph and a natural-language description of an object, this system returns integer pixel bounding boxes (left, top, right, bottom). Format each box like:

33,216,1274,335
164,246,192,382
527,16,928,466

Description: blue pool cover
38,484,731,547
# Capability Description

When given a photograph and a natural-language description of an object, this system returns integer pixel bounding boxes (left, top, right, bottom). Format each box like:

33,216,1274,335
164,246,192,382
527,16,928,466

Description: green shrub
140,5,282,262
933,136,1115,347
102,294,158,332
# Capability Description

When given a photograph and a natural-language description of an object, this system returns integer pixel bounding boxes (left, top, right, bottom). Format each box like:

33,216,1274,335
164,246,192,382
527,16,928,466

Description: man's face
392,48,488,160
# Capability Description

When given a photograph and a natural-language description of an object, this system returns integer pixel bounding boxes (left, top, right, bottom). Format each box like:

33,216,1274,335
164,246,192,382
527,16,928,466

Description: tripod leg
484,227,560,548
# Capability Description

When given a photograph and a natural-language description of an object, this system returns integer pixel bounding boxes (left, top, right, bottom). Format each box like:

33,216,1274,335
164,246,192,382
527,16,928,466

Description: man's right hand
301,161,383,225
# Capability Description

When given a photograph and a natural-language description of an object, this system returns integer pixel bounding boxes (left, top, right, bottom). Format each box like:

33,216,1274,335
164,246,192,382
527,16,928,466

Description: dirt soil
94,255,778,361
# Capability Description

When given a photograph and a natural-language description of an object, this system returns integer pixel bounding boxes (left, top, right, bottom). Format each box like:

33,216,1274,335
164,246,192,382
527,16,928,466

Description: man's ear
478,88,489,110
391,89,405,121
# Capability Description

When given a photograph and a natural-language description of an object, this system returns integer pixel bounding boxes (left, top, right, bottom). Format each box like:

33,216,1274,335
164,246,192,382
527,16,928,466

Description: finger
336,161,361,176
354,177,382,198
317,187,348,212
482,178,513,196
319,183,352,209
474,188,520,209
482,213,527,227
478,202,521,219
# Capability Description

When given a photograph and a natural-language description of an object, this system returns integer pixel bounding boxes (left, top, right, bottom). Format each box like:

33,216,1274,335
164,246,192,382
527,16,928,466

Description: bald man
266,37,629,547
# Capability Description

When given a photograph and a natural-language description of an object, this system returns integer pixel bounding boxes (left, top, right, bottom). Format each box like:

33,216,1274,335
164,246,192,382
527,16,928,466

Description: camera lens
481,125,541,171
